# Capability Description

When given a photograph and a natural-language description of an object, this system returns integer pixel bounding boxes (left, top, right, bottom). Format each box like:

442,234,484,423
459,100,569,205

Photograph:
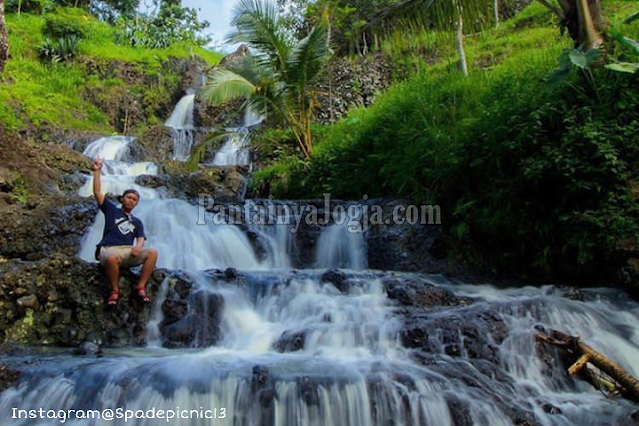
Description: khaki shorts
99,246,151,268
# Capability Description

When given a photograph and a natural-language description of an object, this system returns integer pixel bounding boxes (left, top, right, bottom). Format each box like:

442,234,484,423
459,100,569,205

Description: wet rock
251,365,276,409
16,295,39,312
298,376,320,406
162,290,189,324
136,166,248,203
540,402,562,414
400,306,507,364
159,278,224,348
382,276,473,309
365,199,446,274
61,326,80,346
224,268,238,280
161,315,202,346
321,269,347,293
0,365,21,392
0,254,162,347
446,396,474,426
74,341,102,356
273,330,306,352
129,126,173,164
0,340,31,356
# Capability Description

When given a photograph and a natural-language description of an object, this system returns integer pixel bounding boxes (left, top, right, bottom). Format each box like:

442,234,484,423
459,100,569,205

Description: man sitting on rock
93,158,158,306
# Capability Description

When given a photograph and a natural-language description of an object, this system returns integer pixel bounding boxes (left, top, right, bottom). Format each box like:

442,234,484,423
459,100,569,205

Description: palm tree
202,0,329,159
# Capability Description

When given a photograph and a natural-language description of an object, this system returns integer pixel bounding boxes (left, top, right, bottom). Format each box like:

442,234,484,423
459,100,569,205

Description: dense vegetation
0,4,220,132
251,0,639,283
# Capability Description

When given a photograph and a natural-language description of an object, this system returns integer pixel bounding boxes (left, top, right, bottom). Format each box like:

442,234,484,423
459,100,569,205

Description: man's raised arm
93,158,105,206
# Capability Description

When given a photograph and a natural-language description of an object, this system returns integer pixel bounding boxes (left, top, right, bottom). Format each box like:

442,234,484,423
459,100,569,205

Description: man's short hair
118,189,140,203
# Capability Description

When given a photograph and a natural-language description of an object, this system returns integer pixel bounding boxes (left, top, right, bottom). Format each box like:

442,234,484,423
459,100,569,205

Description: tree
365,0,495,75
203,0,329,158
0,0,7,76
535,0,604,50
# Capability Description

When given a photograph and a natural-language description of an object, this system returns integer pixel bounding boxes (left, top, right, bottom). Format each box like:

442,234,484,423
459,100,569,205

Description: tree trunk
576,0,603,49
537,328,639,402
535,0,604,49
494,0,500,28
0,0,8,76
454,0,468,76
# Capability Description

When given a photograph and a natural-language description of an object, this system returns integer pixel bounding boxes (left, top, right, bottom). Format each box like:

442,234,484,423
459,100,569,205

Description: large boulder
0,254,166,347
136,165,248,203
159,273,224,348
0,196,96,261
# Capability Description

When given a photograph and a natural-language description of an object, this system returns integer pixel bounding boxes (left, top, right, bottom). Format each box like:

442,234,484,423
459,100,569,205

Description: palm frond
227,0,292,78
202,69,257,106
287,23,329,93
188,130,234,172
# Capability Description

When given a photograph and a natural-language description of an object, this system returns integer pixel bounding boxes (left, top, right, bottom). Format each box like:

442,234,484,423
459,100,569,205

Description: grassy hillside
0,8,222,132
251,0,639,286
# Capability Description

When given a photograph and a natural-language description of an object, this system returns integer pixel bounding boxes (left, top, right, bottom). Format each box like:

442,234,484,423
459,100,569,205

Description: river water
0,137,637,426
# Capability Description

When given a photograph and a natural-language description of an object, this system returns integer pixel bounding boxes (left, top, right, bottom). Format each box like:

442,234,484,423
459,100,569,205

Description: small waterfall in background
315,207,367,270
212,107,263,166
82,135,135,161
165,92,196,161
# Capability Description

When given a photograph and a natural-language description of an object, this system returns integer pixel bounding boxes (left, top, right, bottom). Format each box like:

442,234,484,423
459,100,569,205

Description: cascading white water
83,136,135,161
4,135,639,426
2,272,638,426
165,93,196,161
77,137,291,270
211,107,263,166
315,208,367,270
245,200,296,270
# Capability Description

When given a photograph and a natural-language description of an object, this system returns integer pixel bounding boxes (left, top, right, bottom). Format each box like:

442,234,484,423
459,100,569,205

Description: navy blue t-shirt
98,198,145,247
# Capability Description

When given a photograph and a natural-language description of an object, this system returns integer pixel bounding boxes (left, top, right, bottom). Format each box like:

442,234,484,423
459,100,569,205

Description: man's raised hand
93,158,103,172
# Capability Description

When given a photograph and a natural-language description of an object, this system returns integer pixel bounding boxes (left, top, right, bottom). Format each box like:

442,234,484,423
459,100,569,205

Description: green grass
0,8,223,131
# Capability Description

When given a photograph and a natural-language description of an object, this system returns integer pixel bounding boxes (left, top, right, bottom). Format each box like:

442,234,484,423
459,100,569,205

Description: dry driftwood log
536,327,639,402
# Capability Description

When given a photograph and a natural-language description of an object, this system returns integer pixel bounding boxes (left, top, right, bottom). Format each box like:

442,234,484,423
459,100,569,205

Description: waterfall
315,207,367,270
165,93,196,161
82,135,135,161
3,135,639,426
77,137,290,270
2,272,638,426
211,107,263,166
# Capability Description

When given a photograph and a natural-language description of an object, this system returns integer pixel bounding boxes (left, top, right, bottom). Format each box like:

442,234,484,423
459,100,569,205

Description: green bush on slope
0,9,222,132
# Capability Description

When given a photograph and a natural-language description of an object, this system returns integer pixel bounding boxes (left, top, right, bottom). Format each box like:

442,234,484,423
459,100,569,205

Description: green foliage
255,30,639,281
1,9,221,131
204,0,330,158
10,176,30,204
37,35,81,63
6,0,55,14
115,4,210,48
250,156,307,198
42,9,91,38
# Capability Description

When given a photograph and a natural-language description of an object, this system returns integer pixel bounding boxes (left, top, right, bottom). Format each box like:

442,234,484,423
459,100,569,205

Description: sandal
134,286,150,303
107,290,120,306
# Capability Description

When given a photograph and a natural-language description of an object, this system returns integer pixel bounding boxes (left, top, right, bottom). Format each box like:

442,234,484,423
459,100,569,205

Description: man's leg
136,249,158,290
105,254,121,292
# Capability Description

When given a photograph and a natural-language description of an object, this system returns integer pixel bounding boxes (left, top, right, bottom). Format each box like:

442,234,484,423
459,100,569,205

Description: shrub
37,35,81,63
43,10,90,39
